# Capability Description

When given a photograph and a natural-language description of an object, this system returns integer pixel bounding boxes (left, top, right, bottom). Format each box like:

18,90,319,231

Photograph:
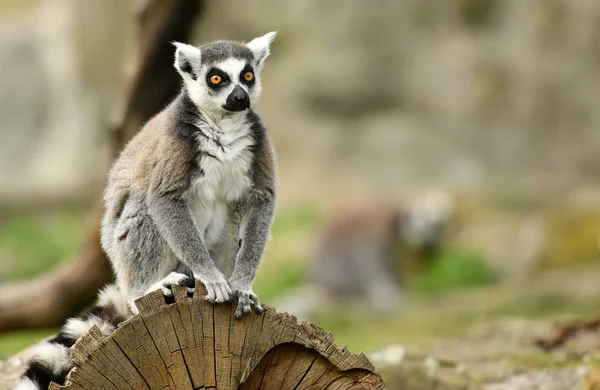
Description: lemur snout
224,85,250,111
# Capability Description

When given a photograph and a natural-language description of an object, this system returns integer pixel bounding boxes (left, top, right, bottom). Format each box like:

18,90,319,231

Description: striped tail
14,285,131,390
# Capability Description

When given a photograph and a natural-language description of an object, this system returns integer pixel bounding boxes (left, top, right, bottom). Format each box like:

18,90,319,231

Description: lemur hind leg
110,199,180,312
144,261,195,297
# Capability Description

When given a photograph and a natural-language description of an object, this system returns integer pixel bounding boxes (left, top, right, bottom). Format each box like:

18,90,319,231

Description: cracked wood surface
47,282,386,390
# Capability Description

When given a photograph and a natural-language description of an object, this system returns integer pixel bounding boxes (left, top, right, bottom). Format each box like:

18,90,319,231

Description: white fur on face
246,31,277,70
173,33,276,116
191,58,262,116
400,191,454,247
173,42,202,103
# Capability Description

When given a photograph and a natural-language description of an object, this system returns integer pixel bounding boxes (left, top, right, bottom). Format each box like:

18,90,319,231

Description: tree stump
48,283,386,389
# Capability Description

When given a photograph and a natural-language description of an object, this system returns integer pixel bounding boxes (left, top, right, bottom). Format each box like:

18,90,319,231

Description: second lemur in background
101,32,278,318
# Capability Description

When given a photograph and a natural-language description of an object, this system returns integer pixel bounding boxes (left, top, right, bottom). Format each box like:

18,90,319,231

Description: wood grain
52,282,387,389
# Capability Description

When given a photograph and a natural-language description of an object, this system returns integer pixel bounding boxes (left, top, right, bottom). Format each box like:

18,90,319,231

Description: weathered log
534,316,600,351
48,283,386,390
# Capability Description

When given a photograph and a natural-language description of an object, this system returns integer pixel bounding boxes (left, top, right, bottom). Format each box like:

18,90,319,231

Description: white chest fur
185,115,254,246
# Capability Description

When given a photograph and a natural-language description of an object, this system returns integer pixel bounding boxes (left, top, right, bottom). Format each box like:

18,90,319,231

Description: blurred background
2,0,600,387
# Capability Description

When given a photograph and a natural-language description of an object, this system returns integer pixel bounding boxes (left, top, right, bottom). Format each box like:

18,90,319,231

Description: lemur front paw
232,289,262,319
147,272,194,297
195,270,232,303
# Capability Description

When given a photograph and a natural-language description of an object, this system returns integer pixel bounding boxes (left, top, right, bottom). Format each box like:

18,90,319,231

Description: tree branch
0,0,203,332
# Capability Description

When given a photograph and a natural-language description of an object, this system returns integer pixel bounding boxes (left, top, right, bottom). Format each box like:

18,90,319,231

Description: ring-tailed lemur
14,32,277,390
276,192,454,318
100,31,277,318
14,285,131,390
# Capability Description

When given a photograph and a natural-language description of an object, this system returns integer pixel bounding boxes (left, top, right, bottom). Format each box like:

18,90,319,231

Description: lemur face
203,58,256,112
173,32,276,115
397,192,454,249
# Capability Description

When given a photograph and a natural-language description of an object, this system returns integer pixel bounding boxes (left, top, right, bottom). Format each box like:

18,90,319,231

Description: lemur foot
233,290,262,319
195,271,232,303
146,272,194,298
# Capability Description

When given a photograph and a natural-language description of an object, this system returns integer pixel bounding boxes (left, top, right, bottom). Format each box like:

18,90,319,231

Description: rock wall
0,0,131,203
3,0,600,204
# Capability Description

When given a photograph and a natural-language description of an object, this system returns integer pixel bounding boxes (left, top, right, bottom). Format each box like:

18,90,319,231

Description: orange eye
244,72,254,82
210,75,222,85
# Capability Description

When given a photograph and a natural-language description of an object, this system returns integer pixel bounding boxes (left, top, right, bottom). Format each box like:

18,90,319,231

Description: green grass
1,202,599,365
0,328,59,359
414,247,496,293
312,308,473,353
0,207,88,356
310,288,600,354
253,203,321,303
270,202,322,235
254,257,308,303
0,207,87,280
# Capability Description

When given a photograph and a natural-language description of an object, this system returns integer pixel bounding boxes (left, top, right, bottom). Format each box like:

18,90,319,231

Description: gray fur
101,33,277,317
199,40,253,66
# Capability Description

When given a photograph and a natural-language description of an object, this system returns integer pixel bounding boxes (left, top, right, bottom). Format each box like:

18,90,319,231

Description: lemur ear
173,42,201,79
246,31,277,69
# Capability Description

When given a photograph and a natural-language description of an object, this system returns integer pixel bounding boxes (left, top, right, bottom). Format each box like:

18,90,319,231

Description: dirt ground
370,264,600,389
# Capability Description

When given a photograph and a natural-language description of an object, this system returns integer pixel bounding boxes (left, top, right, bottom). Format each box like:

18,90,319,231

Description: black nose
233,93,248,104
224,85,250,112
